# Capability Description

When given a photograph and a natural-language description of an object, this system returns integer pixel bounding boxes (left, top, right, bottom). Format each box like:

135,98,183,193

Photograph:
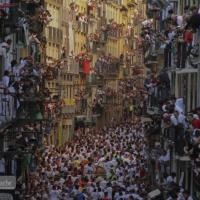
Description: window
66,87,68,98
69,86,72,98
53,28,56,41
49,27,52,40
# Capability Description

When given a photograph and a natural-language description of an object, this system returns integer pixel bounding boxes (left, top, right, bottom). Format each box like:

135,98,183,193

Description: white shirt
99,180,107,190
91,191,99,200
177,16,183,27
2,75,9,88
106,186,112,199
170,114,178,126
0,43,7,57
49,189,59,200
178,113,188,128
12,62,24,81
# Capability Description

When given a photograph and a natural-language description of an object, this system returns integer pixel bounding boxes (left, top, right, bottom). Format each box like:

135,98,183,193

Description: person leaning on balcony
183,25,193,56
163,27,175,68
170,109,178,126
192,114,200,129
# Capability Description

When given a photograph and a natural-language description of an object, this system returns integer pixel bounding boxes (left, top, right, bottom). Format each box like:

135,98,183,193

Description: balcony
62,106,75,114
163,32,200,70
144,51,158,69
61,57,79,75
107,32,119,40
99,32,107,44
95,57,121,78
98,68,119,78
0,88,16,126
86,74,103,87
74,21,88,34
86,41,100,53
62,105,75,115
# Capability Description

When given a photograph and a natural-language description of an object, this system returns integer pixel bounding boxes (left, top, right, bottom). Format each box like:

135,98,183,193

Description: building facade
144,0,200,199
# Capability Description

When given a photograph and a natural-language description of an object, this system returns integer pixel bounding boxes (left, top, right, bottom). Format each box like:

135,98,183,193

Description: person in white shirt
91,188,99,200
49,186,59,200
178,112,188,129
84,163,93,174
170,111,178,126
2,70,10,88
98,187,104,199
106,183,112,199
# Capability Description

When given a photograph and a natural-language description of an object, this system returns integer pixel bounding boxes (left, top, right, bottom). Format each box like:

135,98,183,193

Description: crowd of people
161,97,200,175
0,55,61,122
144,70,171,108
26,117,152,200
141,3,200,69
95,54,122,75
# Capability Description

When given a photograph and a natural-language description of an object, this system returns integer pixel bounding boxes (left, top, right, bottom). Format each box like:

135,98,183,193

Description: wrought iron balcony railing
0,88,16,126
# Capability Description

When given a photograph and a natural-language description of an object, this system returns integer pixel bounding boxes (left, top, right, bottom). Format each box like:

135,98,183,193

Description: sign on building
0,176,16,190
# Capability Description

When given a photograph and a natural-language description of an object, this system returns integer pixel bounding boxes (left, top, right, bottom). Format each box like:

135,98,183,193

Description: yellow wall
74,0,87,55
45,2,62,60
45,0,76,146
105,2,125,57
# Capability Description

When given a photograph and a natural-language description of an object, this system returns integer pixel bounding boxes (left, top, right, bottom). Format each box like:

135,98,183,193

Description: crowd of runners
28,117,150,200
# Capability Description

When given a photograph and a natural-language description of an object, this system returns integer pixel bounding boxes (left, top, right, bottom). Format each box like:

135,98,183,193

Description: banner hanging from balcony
63,98,75,106
0,3,17,8
83,59,90,74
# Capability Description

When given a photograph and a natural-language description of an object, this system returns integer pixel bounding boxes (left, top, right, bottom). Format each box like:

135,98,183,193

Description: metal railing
0,88,16,125
163,32,200,69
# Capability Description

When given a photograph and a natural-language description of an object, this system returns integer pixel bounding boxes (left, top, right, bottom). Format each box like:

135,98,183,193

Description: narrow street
27,116,150,200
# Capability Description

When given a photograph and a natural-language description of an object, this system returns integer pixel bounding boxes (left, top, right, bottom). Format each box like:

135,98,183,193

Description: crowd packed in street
141,4,200,69
27,117,151,200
